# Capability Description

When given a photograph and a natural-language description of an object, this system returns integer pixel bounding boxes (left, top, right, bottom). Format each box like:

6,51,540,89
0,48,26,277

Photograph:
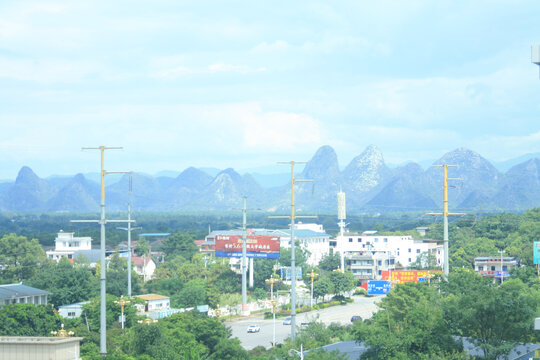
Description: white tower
337,190,347,271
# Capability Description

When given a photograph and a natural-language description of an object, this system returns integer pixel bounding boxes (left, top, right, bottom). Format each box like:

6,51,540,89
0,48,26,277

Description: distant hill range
0,145,539,214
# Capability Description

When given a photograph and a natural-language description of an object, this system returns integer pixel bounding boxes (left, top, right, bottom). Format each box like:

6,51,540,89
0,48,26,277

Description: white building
276,225,330,266
132,256,156,282
135,294,170,313
332,232,443,270
46,230,92,262
58,301,89,319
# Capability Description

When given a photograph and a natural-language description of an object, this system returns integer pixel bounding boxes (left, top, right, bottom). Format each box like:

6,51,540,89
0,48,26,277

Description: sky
1,0,540,179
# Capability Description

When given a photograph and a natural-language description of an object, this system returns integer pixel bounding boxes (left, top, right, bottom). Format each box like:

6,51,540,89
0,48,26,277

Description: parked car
247,325,260,333
283,317,292,325
300,321,311,327
351,315,362,322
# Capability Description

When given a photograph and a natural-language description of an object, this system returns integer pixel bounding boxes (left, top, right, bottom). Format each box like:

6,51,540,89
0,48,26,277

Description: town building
58,301,90,319
46,230,92,262
0,284,50,306
474,256,519,280
344,251,396,282
135,293,182,319
131,256,156,282
332,232,443,270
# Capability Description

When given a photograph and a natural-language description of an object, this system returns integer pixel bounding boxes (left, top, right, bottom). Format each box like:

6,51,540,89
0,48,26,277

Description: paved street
226,295,382,350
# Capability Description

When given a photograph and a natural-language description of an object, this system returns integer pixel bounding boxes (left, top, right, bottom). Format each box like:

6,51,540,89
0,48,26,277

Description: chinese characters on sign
215,235,280,259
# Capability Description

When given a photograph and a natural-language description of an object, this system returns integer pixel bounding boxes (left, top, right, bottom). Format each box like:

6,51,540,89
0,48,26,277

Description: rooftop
0,284,50,300
136,294,169,301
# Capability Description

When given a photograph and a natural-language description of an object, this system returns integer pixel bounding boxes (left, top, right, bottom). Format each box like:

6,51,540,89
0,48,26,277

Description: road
226,295,382,350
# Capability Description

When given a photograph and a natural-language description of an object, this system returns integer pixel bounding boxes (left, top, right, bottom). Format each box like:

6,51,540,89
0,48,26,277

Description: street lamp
266,275,278,347
308,270,318,308
114,295,130,330
51,324,74,337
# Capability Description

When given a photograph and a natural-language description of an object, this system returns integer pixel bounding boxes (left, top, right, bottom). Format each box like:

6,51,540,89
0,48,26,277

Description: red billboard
215,235,280,259
381,270,442,283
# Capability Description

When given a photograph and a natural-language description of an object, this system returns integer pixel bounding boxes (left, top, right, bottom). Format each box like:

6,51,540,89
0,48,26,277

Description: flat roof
136,294,169,301
0,336,83,344
138,233,171,237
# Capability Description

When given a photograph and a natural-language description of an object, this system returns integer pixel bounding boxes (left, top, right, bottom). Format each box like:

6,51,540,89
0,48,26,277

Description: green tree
0,304,61,336
441,270,537,359
318,252,342,272
0,233,47,282
83,294,139,330
328,271,356,296
313,276,333,302
162,232,199,261
174,279,207,308
354,282,464,359
26,257,99,307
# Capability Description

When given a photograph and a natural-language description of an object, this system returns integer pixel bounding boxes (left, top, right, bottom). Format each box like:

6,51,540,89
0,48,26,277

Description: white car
247,325,260,333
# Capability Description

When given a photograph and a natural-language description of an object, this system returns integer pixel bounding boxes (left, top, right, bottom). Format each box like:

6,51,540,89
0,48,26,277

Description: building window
375,238,379,242
384,238,388,242
349,238,353,243
378,270,382,275
478,266,483,271
491,266,495,271
408,248,412,253
502,265,507,271
408,258,412,262
416,249,420,254
378,260,382,265
68,312,75,317
357,239,361,242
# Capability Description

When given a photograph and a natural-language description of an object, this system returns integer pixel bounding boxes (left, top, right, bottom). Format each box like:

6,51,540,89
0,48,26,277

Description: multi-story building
345,251,396,282
46,230,92,262
474,256,519,280
332,232,443,271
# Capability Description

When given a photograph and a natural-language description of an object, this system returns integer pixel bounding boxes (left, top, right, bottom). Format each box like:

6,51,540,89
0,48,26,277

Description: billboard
367,280,391,295
215,234,280,259
280,266,302,280
381,270,442,283
534,242,540,264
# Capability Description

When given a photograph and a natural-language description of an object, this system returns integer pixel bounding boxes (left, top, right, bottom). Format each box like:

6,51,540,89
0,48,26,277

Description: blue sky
0,1,539,179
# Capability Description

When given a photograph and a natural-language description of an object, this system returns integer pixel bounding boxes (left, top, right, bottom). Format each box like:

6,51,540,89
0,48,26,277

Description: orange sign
381,270,442,283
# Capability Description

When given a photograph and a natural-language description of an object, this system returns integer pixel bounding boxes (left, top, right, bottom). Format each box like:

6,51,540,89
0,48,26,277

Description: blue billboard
534,242,540,265
367,280,391,295
280,266,302,280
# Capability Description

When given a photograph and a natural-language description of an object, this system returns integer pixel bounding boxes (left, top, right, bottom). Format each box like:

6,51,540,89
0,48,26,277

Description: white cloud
252,40,291,53
151,61,266,79
0,57,100,83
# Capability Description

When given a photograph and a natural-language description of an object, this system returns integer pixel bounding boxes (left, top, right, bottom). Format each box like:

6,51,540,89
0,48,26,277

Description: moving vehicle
351,315,362,322
247,325,260,333
282,317,291,325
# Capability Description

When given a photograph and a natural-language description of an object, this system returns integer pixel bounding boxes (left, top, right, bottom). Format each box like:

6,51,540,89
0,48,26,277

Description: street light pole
308,270,318,308
266,275,278,347
114,296,130,330
499,249,506,284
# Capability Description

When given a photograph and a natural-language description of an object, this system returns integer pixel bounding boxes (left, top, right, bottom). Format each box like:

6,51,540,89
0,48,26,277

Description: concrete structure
0,336,83,360
0,284,50,306
474,256,519,280
58,302,89,319
46,230,92,262
332,232,443,270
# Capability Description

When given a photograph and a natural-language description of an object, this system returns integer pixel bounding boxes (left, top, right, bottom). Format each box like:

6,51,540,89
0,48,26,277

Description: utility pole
117,203,142,297
239,197,260,316
71,146,134,356
499,249,506,284
269,161,315,341
426,164,465,280
241,197,248,316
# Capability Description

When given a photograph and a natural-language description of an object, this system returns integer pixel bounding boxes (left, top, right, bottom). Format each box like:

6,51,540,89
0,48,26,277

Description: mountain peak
15,166,40,184
301,145,339,180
